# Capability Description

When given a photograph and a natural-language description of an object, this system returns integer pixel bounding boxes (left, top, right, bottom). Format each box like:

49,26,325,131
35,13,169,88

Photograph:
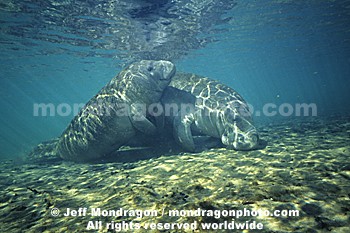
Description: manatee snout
145,60,176,82
222,127,259,151
234,130,259,150
143,60,176,94
157,60,176,81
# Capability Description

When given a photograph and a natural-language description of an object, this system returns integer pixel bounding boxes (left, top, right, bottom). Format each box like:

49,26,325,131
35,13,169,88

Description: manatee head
220,107,259,150
123,60,176,103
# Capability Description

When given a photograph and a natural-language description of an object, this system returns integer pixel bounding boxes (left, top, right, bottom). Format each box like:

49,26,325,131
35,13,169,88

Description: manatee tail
26,138,62,163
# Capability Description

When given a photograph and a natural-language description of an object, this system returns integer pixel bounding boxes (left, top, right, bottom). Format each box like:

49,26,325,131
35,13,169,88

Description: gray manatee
30,60,175,162
160,72,259,152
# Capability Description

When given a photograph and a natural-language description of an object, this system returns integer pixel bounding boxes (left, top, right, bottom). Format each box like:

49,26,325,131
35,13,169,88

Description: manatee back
170,73,253,121
169,72,258,150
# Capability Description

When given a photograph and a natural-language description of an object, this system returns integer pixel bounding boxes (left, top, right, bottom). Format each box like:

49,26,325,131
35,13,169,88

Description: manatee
160,72,259,152
30,60,175,162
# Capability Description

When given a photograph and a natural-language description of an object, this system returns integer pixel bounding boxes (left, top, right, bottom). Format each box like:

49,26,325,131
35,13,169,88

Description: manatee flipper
129,104,157,135
154,113,165,130
173,114,195,152
193,136,222,151
161,86,197,152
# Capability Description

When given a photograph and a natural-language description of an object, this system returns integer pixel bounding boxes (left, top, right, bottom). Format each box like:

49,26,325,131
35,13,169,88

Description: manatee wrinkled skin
56,60,175,161
161,72,259,152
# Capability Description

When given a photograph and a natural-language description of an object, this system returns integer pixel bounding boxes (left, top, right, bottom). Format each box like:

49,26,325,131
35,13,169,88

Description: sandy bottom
1,116,349,232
